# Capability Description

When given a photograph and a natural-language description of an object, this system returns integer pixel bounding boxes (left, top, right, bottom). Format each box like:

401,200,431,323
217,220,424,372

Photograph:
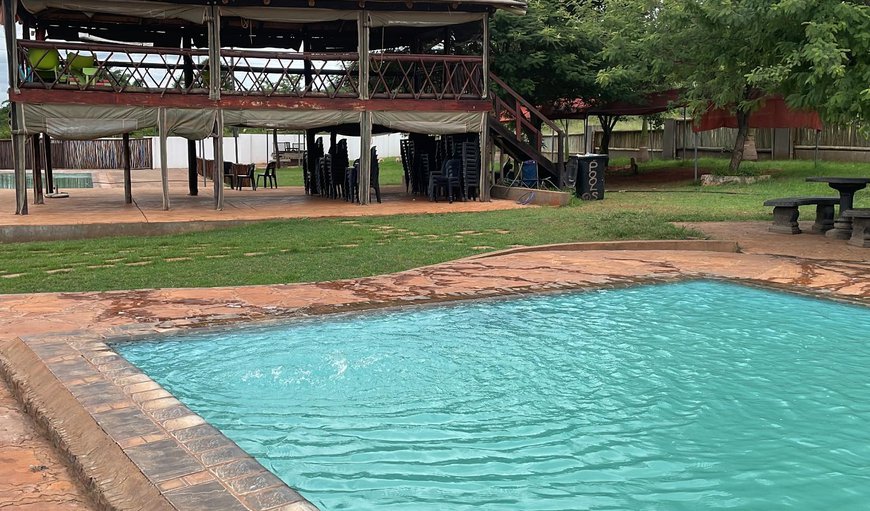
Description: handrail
489,71,566,175
489,72,564,135
19,39,209,57
370,54,483,63
220,48,358,60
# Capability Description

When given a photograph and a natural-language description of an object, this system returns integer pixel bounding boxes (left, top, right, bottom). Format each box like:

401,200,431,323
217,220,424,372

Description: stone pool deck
0,170,524,242
1,234,869,510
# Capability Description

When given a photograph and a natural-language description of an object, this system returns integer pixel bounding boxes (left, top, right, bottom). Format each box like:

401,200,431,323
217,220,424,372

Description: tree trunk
597,115,620,154
729,109,750,173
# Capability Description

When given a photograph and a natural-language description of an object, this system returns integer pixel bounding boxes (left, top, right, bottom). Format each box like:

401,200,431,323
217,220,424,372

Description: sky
0,27,10,102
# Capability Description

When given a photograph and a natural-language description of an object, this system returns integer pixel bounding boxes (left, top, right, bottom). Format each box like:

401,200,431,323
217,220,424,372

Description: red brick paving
0,222,868,508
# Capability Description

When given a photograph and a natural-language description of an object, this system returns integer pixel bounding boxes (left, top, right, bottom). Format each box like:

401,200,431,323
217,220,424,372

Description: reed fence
0,138,152,170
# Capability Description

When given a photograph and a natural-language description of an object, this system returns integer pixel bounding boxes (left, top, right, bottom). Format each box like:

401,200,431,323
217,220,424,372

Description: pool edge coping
1,243,868,511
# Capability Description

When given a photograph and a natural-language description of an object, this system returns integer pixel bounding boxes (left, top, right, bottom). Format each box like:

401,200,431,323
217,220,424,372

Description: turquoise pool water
0,172,93,189
117,281,870,510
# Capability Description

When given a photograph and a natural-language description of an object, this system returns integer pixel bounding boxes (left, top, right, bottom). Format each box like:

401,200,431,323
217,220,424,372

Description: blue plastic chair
521,160,538,188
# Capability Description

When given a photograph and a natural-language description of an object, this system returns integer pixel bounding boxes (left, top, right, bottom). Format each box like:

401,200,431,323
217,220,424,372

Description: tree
601,0,870,171
0,101,10,140
490,0,600,114
490,0,664,154
752,1,870,127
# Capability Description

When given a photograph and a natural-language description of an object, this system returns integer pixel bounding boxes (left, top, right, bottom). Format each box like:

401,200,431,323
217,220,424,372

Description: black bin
572,154,608,200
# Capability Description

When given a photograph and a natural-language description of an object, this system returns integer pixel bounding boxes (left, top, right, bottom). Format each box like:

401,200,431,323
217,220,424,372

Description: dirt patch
606,167,703,188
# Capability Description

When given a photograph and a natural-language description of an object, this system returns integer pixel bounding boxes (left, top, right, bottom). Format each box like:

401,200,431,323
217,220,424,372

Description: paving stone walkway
0,235,868,509
0,378,95,510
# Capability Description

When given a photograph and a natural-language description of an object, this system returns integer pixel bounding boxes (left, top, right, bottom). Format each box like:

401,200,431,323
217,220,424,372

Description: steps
488,73,566,186
488,118,559,182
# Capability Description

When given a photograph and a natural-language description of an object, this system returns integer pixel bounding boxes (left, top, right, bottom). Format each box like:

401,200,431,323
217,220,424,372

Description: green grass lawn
1,159,867,294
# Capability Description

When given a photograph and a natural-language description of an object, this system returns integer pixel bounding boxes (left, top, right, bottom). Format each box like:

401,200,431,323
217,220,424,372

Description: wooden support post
187,140,198,196
305,130,317,194
357,11,369,100
583,116,591,154
183,36,199,196
207,6,221,101
359,111,372,205
13,132,27,215
43,133,54,194
5,1,25,214
480,112,491,202
32,134,44,204
302,30,316,194
273,129,281,169
411,39,421,94
302,28,313,91
213,115,224,210
482,15,489,98
158,109,170,210
122,132,133,204
4,0,19,97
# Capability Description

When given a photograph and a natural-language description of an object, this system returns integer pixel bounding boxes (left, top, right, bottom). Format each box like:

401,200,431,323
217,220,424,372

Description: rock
700,174,772,186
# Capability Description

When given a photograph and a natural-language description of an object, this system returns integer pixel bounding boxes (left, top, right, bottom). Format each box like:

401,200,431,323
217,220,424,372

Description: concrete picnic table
806,176,870,239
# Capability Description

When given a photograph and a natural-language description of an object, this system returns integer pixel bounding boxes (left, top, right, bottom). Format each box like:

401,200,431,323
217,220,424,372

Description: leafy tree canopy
490,0,664,153
600,0,870,169
490,0,602,109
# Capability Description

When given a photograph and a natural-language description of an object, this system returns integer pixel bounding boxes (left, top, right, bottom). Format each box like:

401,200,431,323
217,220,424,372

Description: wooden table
806,177,870,239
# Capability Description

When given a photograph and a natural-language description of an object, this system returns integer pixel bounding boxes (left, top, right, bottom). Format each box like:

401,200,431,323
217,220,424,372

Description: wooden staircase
489,73,566,185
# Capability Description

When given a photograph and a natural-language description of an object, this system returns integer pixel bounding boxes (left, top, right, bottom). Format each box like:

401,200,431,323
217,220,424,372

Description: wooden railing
18,40,210,93
219,49,359,98
489,72,566,172
18,41,488,102
18,40,359,98
369,54,484,100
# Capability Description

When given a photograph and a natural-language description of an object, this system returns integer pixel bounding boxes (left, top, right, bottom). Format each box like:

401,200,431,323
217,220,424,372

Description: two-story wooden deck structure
5,0,567,215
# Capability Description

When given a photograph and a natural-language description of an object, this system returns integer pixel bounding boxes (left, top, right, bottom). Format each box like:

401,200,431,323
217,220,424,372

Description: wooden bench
763,197,839,234
844,209,870,247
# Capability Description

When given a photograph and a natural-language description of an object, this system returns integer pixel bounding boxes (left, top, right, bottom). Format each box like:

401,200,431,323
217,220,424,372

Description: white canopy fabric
23,0,521,24
165,108,218,139
368,11,485,27
221,8,484,27
21,104,158,138
222,109,363,130
372,111,485,134
220,6,358,24
21,0,208,23
20,104,218,139
21,104,486,138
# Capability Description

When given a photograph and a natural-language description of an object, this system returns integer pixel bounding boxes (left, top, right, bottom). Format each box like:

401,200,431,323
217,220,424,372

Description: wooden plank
359,111,371,205
158,110,170,210
482,14,489,99
13,133,28,215
358,11,369,100
480,112,490,202
44,134,54,194
213,114,224,210
12,89,493,113
32,135,44,204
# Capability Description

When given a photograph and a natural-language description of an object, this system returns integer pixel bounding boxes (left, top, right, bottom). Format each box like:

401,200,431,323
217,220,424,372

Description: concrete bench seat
844,208,870,247
763,196,839,234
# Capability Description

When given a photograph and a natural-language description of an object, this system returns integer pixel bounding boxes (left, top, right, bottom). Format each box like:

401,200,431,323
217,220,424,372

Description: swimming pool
0,171,93,189
117,280,870,510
